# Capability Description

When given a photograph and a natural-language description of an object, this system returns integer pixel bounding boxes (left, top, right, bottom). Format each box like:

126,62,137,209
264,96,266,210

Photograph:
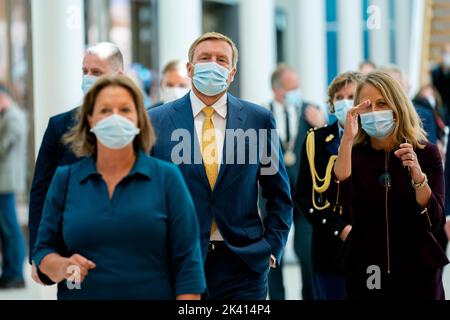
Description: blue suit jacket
28,107,80,261
149,93,293,274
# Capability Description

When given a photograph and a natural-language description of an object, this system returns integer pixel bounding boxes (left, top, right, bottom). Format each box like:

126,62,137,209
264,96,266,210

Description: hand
269,254,277,268
342,100,371,143
61,254,96,284
394,143,424,182
339,225,352,242
304,105,326,129
31,262,45,285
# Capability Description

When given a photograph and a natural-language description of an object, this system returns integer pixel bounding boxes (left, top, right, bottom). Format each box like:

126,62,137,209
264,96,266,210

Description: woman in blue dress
33,75,206,300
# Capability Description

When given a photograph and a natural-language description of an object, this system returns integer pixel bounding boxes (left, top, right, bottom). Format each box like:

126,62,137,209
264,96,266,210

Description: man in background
0,84,27,289
263,64,325,300
28,42,124,284
149,60,191,109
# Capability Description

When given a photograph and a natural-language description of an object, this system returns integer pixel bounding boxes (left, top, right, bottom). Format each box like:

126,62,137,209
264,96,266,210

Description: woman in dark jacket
332,71,449,299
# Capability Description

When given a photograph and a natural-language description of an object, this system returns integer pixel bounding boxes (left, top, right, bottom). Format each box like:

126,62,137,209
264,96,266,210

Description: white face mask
444,53,450,68
360,110,396,138
426,96,437,109
90,114,140,150
82,75,98,95
284,89,302,107
333,99,354,126
160,86,189,104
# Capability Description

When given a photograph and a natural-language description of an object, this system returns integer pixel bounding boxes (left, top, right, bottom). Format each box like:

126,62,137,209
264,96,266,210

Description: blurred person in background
33,75,205,300
0,84,27,289
263,63,325,300
28,42,124,284
431,43,450,125
149,60,191,109
295,71,361,300
413,84,447,156
381,66,440,145
129,63,153,109
359,60,377,75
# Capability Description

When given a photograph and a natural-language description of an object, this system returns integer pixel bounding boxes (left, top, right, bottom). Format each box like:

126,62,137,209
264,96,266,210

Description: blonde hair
328,71,362,113
353,71,427,149
188,32,239,68
63,75,156,157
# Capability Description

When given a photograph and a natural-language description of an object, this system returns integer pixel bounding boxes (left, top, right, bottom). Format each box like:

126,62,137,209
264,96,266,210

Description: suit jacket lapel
215,93,247,189
169,94,210,189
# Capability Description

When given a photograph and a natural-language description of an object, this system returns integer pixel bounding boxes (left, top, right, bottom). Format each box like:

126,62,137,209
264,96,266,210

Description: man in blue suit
149,32,293,300
28,42,124,283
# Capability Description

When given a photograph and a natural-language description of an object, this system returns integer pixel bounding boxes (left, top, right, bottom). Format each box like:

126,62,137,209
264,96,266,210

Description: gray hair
271,63,296,89
86,42,124,72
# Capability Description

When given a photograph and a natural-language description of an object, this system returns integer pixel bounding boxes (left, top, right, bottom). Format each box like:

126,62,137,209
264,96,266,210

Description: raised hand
342,100,371,143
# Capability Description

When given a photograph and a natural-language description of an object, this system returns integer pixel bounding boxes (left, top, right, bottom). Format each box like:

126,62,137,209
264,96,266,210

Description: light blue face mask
360,110,395,138
334,99,354,126
284,89,302,107
193,62,230,96
90,114,140,150
82,75,99,95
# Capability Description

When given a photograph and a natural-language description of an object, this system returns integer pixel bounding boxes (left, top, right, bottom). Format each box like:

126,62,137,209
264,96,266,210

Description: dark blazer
295,121,350,273
431,66,450,120
28,107,80,261
413,99,438,144
268,101,313,188
149,93,293,274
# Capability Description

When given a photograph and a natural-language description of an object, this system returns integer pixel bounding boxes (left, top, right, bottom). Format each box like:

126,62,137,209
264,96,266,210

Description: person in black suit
295,71,361,300
431,43,450,125
28,42,124,284
443,130,450,252
263,64,326,300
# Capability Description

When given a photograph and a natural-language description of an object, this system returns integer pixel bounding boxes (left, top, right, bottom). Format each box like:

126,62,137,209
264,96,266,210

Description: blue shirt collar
78,149,152,183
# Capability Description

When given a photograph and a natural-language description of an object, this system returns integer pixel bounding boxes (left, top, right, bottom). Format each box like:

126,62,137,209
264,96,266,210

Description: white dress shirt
271,100,299,145
190,91,227,241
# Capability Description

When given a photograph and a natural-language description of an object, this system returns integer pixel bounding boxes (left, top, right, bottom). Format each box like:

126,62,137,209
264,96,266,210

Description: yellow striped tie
202,106,218,235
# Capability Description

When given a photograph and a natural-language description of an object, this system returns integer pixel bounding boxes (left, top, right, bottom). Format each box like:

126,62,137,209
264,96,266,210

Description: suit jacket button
309,208,314,214
334,230,339,236
322,219,327,224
